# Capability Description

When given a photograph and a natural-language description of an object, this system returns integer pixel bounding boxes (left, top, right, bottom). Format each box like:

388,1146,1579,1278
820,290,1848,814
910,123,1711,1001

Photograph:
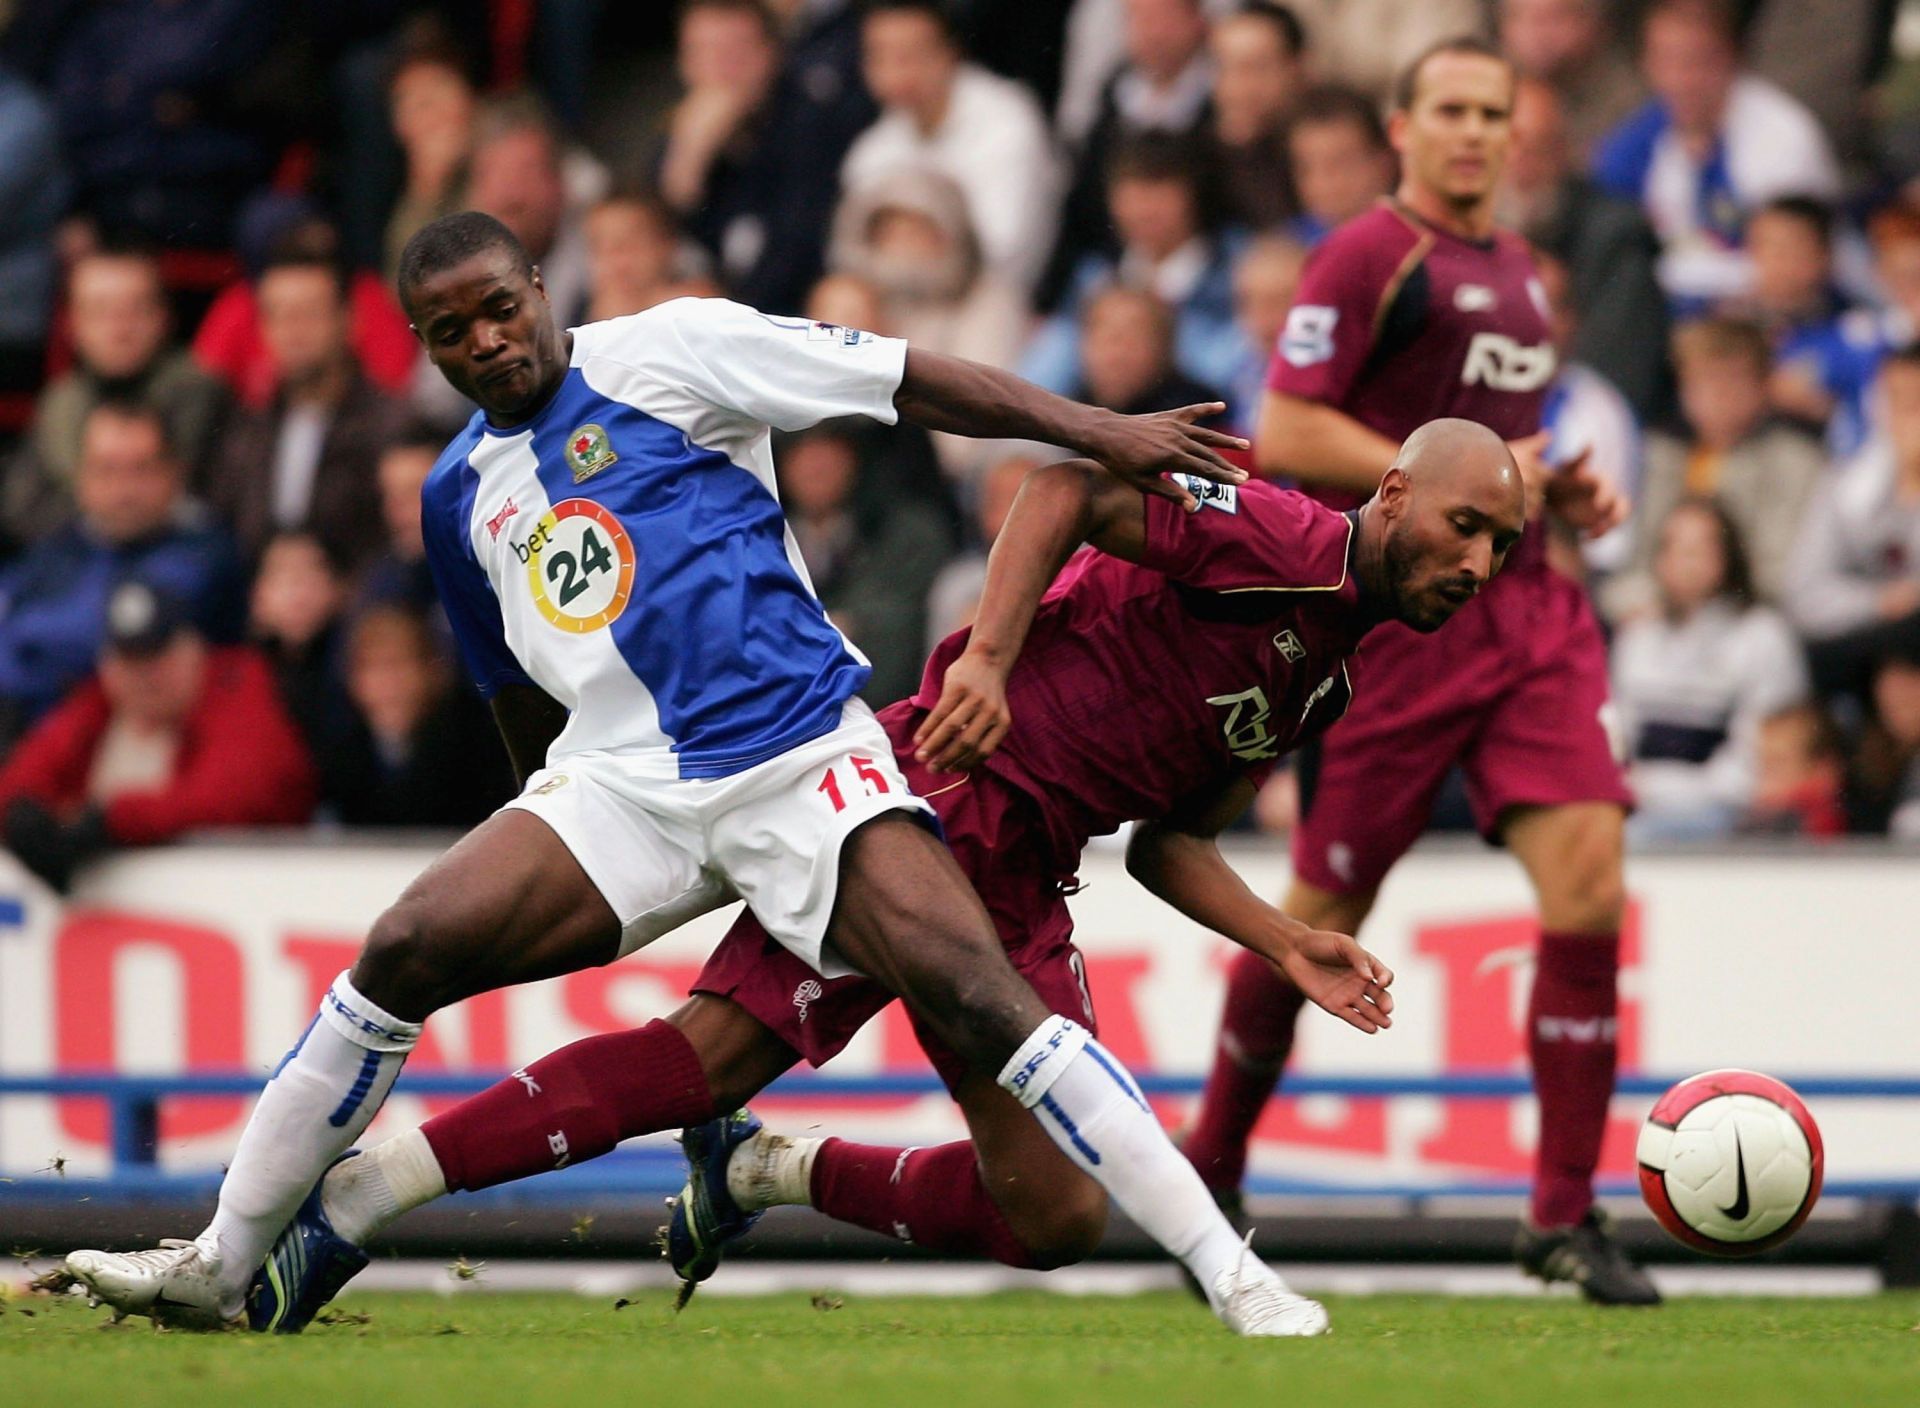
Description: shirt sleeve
1265,227,1399,409
642,297,909,432
420,470,533,699
1135,480,1351,593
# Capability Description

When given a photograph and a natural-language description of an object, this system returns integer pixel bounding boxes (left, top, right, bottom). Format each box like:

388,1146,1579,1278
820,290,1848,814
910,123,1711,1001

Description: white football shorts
503,698,931,977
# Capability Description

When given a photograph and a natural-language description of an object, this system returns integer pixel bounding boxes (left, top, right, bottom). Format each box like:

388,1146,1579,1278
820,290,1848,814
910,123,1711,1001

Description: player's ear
1377,465,1410,517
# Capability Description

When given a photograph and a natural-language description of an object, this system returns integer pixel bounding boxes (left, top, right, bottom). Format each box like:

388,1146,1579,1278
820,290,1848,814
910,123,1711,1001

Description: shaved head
1360,418,1528,631
1394,417,1524,503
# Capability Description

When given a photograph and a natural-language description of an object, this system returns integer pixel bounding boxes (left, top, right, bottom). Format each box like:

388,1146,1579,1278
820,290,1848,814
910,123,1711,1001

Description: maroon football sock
1182,949,1309,1193
1528,929,1621,1228
809,1138,1046,1269
422,1020,713,1193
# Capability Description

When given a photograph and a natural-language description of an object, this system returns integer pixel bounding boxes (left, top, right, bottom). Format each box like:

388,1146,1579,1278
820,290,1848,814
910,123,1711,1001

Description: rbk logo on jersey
1207,685,1282,761
486,497,519,540
1461,333,1557,392
1453,283,1497,313
1273,630,1306,662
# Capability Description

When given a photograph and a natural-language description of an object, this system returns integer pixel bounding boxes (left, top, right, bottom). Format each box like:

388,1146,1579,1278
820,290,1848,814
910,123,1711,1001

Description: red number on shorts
850,754,891,796
816,768,847,812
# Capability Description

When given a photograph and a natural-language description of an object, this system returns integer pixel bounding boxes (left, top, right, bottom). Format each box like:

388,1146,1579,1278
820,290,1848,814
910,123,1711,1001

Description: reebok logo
513,1068,542,1097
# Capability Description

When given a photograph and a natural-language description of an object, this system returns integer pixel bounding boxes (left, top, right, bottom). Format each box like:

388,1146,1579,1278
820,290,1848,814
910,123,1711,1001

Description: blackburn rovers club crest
565,422,617,483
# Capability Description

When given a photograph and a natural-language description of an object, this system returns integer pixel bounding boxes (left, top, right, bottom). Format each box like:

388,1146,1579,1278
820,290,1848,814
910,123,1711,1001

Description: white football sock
998,1015,1248,1299
321,1127,449,1247
726,1130,824,1213
196,971,420,1311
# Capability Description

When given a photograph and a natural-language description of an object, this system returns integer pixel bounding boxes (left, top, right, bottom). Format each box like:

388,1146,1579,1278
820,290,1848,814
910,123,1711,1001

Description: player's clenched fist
913,645,1011,773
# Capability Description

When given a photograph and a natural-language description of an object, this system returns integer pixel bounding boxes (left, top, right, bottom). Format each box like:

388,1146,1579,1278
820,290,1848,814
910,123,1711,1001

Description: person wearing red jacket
0,581,318,890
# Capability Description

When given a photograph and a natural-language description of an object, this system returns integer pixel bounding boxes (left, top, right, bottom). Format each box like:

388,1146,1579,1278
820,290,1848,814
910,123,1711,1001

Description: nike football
1636,1069,1823,1256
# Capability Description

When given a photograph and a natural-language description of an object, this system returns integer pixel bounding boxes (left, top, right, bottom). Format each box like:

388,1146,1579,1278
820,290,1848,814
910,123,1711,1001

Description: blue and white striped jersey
420,297,908,779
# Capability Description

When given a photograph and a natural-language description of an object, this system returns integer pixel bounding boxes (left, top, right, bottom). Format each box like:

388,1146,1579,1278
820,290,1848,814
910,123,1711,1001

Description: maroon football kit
1267,200,1629,894
695,481,1374,1083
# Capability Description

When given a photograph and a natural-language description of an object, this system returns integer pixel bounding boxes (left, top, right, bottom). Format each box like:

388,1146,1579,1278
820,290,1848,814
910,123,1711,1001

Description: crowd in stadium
0,0,1916,889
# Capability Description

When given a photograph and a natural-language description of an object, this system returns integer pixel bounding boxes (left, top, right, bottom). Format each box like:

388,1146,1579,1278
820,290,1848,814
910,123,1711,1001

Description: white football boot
65,1238,239,1330
1209,1235,1331,1337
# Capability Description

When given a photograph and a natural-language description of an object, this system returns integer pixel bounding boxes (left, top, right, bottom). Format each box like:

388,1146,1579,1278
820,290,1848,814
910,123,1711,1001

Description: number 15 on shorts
816,755,892,813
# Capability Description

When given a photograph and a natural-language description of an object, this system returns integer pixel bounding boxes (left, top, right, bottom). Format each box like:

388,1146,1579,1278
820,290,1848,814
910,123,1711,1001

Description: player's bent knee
352,901,468,1021
1542,812,1627,932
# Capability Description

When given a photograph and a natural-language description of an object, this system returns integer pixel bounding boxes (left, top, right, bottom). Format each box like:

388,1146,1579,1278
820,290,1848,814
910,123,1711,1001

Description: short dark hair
1391,34,1512,113
1232,1,1307,60
860,0,960,45
396,211,534,313
1754,195,1834,249
1106,131,1209,188
1289,84,1389,153
1642,0,1741,49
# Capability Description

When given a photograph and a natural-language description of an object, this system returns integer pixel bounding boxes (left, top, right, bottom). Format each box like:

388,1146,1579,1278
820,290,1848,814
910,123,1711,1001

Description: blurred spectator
1497,0,1644,162
1784,345,1920,704
1612,498,1808,841
1534,252,1642,582
1207,2,1308,230
1728,197,1856,434
324,605,512,828
193,207,418,409
924,443,1042,649
778,417,955,703
584,191,691,322
1227,233,1307,436
1502,77,1670,423
467,94,599,325
0,581,315,892
1073,285,1225,417
655,0,873,315
1743,0,1892,174
1821,204,1920,461
1283,85,1397,247
828,168,1030,375
1858,650,1920,838
382,39,479,280
806,272,892,336
358,426,447,623
249,529,353,755
1021,135,1244,397
1045,0,1214,305
844,0,1060,299
1285,0,1486,106
2,249,227,544
1743,703,1848,838
204,253,406,572
0,402,242,743
1604,318,1821,619
1592,0,1840,308
7,0,278,248
0,64,68,391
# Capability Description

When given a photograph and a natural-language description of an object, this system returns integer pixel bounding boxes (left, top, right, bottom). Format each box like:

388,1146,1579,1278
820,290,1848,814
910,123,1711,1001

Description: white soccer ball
1636,1069,1823,1257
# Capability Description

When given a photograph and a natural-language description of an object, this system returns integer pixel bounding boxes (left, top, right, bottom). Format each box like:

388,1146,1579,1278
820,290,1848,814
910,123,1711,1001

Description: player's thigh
353,807,621,1019
952,1070,1109,1265
1502,801,1628,934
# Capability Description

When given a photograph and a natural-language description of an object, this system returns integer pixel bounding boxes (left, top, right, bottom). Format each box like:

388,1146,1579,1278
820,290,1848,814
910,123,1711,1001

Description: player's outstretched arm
1255,391,1402,495
915,462,1144,772
489,684,571,789
1127,778,1395,1036
892,348,1248,511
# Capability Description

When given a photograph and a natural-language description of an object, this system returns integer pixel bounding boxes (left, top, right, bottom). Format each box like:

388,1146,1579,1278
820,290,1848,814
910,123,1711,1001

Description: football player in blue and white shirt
67,212,1327,1337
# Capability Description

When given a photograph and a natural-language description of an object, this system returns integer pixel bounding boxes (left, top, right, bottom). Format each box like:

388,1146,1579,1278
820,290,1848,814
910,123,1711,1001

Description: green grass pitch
6,1289,1919,1407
